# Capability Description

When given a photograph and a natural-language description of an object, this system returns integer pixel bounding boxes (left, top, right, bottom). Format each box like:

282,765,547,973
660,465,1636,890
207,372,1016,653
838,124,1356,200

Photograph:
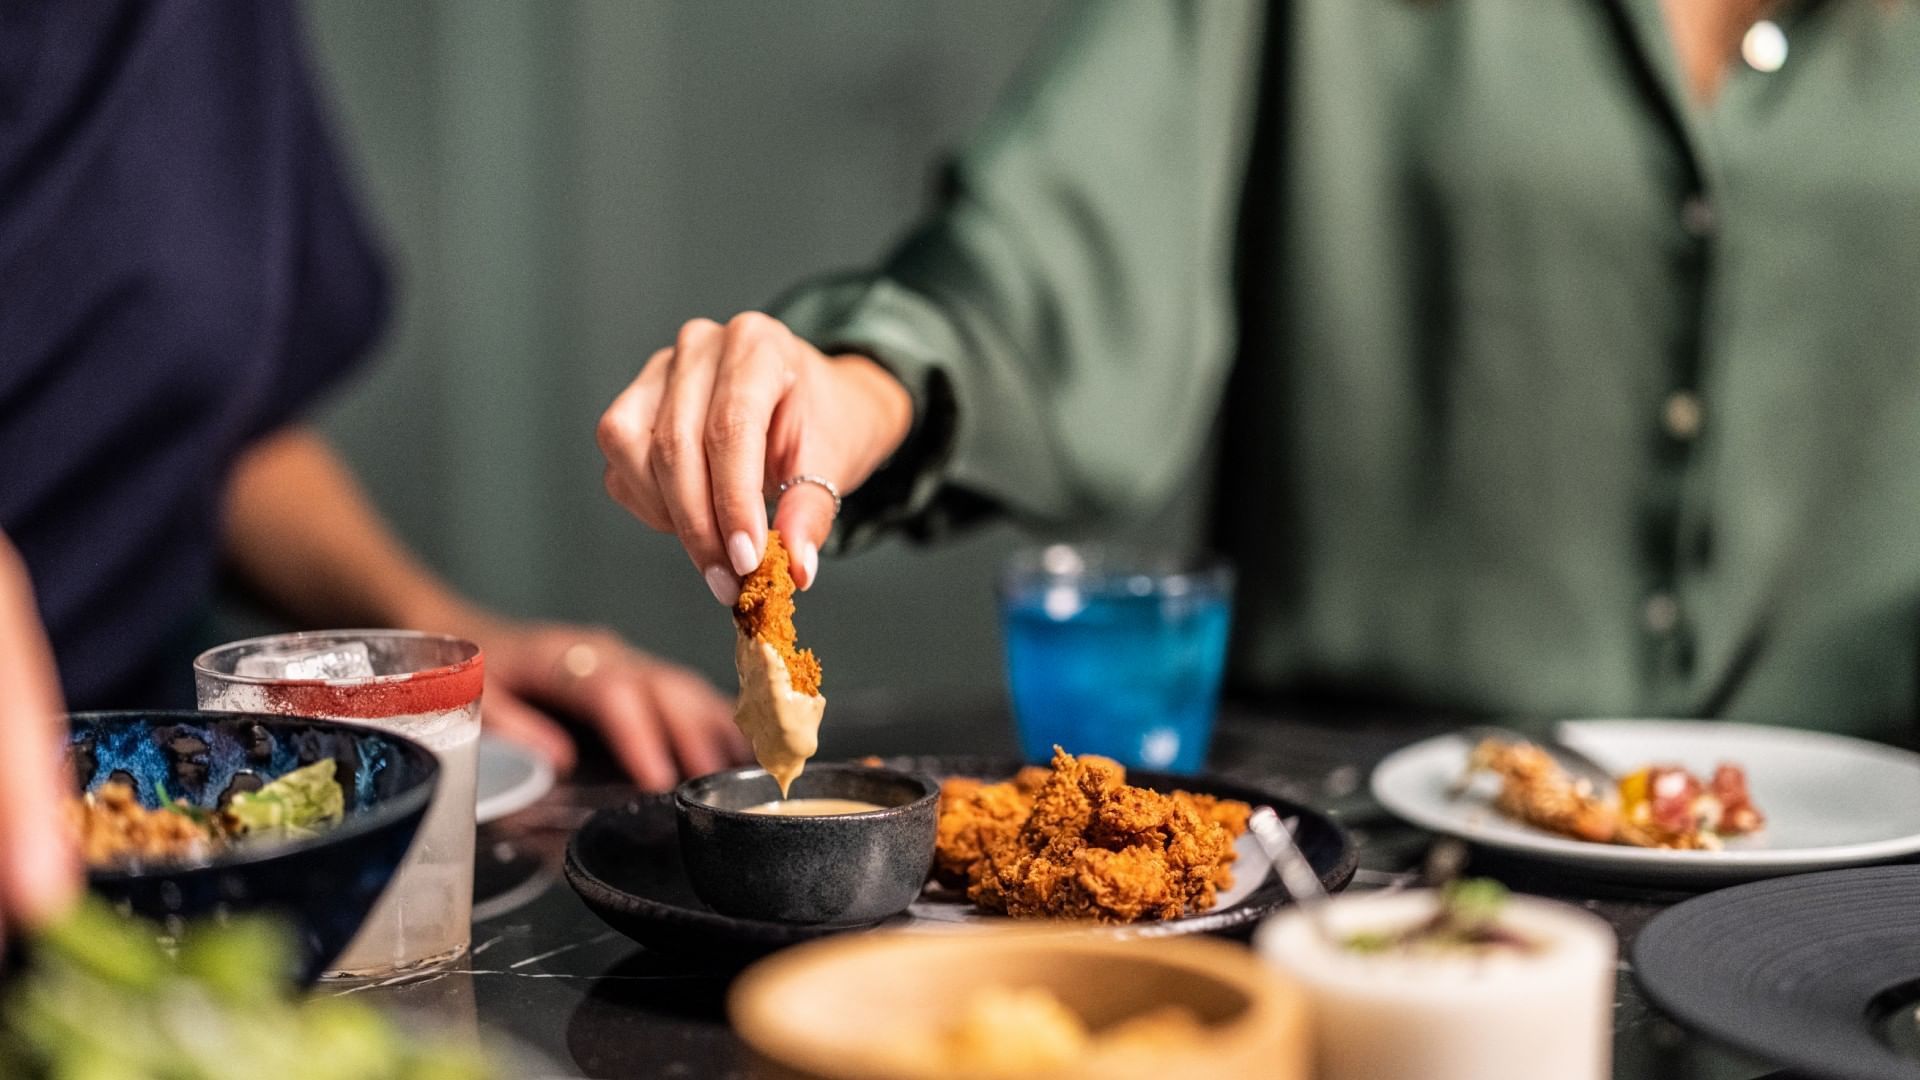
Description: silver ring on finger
556,642,603,684
777,473,842,516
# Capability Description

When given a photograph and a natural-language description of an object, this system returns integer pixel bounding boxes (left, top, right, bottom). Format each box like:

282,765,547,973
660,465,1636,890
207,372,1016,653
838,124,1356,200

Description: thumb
771,484,836,590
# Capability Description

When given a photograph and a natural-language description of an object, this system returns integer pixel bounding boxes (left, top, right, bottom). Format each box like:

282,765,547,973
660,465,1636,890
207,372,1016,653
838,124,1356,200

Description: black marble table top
335,690,1827,1080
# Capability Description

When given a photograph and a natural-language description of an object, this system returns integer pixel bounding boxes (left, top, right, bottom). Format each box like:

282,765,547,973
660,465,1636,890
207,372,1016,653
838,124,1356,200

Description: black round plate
1633,865,1920,1080
565,755,1355,961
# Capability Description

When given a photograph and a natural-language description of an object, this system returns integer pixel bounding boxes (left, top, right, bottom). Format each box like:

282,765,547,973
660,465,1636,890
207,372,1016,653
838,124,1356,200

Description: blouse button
1743,21,1788,73
1663,391,1704,441
1644,593,1681,635
1681,196,1716,240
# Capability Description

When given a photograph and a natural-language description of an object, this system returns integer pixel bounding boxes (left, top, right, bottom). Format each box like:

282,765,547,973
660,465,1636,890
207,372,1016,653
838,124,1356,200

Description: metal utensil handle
1248,804,1333,934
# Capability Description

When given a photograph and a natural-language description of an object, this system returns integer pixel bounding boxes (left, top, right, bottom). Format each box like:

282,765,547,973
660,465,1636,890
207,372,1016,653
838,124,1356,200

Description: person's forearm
0,532,79,927
222,427,502,640
775,3,1262,538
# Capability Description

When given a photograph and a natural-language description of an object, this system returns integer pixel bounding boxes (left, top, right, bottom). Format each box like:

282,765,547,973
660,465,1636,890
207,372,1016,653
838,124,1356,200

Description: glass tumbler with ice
232,641,377,681
999,546,1234,773
194,630,483,978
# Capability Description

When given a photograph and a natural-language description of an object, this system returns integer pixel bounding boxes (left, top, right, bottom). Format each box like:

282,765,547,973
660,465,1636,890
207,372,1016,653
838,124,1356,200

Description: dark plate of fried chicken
566,752,1353,960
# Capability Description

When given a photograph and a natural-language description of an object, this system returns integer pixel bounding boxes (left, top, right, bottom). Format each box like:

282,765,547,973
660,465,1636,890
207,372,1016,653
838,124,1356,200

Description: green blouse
778,0,1920,738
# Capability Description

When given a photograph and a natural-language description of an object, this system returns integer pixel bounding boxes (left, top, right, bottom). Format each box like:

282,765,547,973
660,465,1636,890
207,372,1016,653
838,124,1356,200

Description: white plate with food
1371,720,1920,884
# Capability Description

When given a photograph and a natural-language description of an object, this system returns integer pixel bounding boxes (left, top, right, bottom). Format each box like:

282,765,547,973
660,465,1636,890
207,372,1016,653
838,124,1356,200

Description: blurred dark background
304,1,1152,695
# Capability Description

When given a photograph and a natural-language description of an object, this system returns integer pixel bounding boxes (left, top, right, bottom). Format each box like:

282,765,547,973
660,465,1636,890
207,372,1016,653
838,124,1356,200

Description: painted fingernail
704,565,740,606
726,531,759,576
795,540,819,590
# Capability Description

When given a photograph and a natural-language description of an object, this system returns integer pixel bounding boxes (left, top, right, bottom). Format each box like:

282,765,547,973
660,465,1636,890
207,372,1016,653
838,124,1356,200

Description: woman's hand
597,313,913,603
0,536,79,943
470,619,748,793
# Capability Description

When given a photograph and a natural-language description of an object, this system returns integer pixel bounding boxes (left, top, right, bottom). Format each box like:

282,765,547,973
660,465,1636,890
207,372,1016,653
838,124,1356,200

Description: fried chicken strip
733,530,819,695
730,531,824,795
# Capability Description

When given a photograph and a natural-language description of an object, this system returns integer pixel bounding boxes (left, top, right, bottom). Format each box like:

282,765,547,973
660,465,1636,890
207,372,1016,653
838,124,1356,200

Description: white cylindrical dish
1254,890,1615,1080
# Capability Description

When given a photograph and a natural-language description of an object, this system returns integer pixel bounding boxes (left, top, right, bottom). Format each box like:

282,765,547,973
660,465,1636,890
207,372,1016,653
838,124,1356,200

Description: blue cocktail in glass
999,546,1233,773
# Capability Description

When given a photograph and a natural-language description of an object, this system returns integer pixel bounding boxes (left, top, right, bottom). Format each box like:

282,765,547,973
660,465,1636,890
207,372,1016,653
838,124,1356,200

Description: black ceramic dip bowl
674,763,938,925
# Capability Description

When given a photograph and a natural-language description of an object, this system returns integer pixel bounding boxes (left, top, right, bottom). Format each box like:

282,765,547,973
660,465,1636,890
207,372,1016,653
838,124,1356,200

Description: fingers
649,320,736,603
487,623,745,793
482,685,578,776
603,465,669,535
706,314,793,581
0,544,79,929
771,482,836,591
643,666,741,778
602,314,824,602
596,348,671,530
582,680,681,794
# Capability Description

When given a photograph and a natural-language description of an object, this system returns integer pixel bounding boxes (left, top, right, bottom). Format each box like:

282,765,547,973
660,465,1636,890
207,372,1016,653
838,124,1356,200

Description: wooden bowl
728,929,1308,1080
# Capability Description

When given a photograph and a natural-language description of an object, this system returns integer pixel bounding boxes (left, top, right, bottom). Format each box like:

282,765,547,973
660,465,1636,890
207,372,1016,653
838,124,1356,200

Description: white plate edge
475,737,558,825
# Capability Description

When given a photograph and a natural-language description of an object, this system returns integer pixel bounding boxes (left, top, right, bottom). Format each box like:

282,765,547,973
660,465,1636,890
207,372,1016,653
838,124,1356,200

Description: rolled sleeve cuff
773,275,970,553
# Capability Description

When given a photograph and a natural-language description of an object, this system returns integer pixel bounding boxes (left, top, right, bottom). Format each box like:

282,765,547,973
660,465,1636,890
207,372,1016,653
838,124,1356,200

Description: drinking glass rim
193,628,482,686
999,544,1235,597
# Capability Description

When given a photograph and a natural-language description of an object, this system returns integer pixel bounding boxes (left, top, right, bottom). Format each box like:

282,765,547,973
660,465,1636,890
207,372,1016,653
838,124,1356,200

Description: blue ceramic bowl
69,711,439,983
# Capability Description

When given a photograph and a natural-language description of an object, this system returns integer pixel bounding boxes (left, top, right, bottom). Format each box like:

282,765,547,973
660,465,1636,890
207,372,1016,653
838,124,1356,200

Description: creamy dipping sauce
742,798,887,816
733,632,825,797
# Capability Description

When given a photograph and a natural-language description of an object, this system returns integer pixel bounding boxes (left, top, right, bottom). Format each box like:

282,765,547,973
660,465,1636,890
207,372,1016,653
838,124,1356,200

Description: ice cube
234,641,376,681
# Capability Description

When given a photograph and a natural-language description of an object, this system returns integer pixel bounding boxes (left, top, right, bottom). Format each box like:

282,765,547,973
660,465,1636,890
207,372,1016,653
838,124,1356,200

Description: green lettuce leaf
224,760,345,839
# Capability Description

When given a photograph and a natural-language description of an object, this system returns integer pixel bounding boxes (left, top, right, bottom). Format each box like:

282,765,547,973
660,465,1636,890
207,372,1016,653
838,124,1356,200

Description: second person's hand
596,313,913,602
479,620,747,793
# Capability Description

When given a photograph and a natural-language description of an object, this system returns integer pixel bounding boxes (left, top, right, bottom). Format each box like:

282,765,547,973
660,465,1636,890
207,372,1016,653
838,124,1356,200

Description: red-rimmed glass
194,630,483,977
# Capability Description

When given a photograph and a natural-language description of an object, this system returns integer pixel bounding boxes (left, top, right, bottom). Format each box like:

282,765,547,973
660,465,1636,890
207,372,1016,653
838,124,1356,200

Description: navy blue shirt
0,2,386,707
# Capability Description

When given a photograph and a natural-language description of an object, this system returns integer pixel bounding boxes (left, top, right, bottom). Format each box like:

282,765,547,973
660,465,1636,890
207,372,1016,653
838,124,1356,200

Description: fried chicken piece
1172,791,1252,838
1168,792,1250,889
1067,846,1180,922
1088,785,1173,840
732,530,820,696
939,775,984,801
1159,798,1237,910
966,748,1243,923
1012,765,1056,795
1016,750,1123,839
934,775,1036,888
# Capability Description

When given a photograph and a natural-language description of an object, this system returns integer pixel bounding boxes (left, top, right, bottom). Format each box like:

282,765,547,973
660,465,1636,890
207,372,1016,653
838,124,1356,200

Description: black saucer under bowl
71,710,439,983
566,755,1357,963
566,795,874,964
